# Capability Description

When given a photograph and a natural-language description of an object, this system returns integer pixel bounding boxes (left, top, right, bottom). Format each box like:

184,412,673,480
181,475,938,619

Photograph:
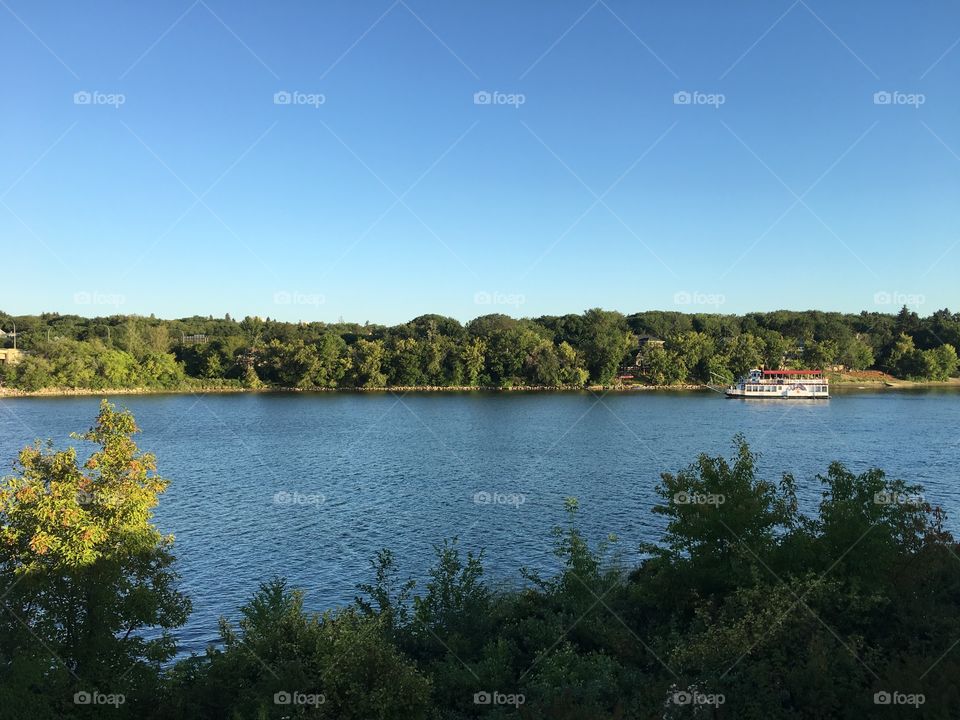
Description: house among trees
636,335,665,351
619,336,666,379
0,348,23,366
634,336,665,367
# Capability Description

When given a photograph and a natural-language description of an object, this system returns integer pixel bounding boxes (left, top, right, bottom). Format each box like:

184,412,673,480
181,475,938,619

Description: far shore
1,377,958,399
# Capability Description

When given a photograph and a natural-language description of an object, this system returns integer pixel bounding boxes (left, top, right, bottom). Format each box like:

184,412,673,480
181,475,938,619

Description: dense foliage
2,406,960,718
0,402,189,719
1,307,959,391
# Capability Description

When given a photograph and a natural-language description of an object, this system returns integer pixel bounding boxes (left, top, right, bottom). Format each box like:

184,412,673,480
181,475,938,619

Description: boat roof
762,369,822,375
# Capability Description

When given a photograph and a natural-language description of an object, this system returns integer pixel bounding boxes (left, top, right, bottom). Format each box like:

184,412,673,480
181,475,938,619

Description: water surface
1,390,957,655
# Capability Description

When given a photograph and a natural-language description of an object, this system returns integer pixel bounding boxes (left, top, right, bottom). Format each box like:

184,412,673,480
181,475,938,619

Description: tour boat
725,368,829,399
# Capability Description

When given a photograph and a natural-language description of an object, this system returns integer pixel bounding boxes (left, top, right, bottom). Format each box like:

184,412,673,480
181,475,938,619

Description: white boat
725,368,829,399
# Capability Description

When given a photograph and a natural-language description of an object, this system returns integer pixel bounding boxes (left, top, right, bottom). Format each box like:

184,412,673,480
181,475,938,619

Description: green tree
98,348,140,387
118,318,146,360
883,332,917,377
200,352,224,380
461,338,486,387
140,353,187,388
726,333,764,377
261,339,297,386
924,344,958,381
169,578,431,720
314,333,350,387
44,339,99,387
557,341,588,386
412,539,489,647
759,330,789,369
241,364,263,389
579,309,633,384
706,353,733,384
143,324,171,355
420,335,445,385
525,340,561,386
483,327,543,387
386,338,423,386
802,339,838,369
0,401,190,716
642,346,687,385
645,437,798,600
839,335,874,370
238,316,265,342
666,331,715,381
350,339,387,388
11,353,55,390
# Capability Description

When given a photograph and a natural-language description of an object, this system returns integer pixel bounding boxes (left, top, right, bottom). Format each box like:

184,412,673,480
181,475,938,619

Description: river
1,389,957,655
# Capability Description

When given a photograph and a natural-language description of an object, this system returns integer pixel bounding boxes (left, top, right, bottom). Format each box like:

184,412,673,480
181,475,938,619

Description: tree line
1,306,958,391
2,402,959,718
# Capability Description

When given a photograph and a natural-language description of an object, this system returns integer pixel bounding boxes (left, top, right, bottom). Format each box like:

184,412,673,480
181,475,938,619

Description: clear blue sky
2,1,959,324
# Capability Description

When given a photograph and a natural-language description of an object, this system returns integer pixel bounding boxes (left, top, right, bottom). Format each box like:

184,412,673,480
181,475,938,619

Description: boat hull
725,388,829,399
725,392,829,399
725,369,829,399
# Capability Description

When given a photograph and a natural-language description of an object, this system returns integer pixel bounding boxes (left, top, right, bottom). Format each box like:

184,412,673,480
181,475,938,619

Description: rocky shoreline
0,383,707,398
1,379,957,398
